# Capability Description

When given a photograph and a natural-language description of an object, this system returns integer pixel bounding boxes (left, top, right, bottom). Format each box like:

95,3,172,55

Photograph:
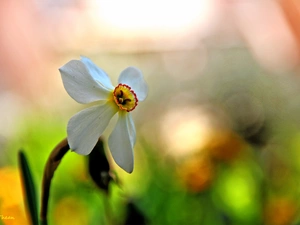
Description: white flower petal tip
59,59,113,103
118,67,148,102
80,56,114,90
108,113,136,173
67,104,118,156
70,147,91,156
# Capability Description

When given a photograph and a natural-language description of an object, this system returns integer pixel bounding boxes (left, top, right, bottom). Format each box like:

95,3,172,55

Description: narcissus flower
59,56,148,173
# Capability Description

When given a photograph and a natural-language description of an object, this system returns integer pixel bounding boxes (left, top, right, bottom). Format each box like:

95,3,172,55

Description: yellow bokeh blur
0,167,29,225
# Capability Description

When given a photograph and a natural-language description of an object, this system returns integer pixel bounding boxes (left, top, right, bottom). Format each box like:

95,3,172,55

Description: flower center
113,84,138,112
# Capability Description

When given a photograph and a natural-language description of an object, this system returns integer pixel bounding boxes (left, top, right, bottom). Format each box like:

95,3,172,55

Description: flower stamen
113,84,138,112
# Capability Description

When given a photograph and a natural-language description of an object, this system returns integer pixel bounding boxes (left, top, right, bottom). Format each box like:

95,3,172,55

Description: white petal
67,103,118,155
108,112,136,173
80,56,114,90
118,67,148,102
59,59,113,104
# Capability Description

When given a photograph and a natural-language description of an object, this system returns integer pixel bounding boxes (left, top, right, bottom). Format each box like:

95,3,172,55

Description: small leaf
39,220,48,225
124,201,147,225
18,150,39,225
88,138,114,193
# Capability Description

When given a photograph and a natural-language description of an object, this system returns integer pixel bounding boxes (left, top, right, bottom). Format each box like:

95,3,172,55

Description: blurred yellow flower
205,131,244,162
53,197,89,225
0,167,29,225
177,154,214,193
264,197,298,225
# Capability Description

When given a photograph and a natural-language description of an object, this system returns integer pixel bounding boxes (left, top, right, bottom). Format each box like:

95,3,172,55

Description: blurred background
2,0,300,224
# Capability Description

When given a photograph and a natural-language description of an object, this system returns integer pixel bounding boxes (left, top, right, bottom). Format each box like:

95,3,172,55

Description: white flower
59,56,148,173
